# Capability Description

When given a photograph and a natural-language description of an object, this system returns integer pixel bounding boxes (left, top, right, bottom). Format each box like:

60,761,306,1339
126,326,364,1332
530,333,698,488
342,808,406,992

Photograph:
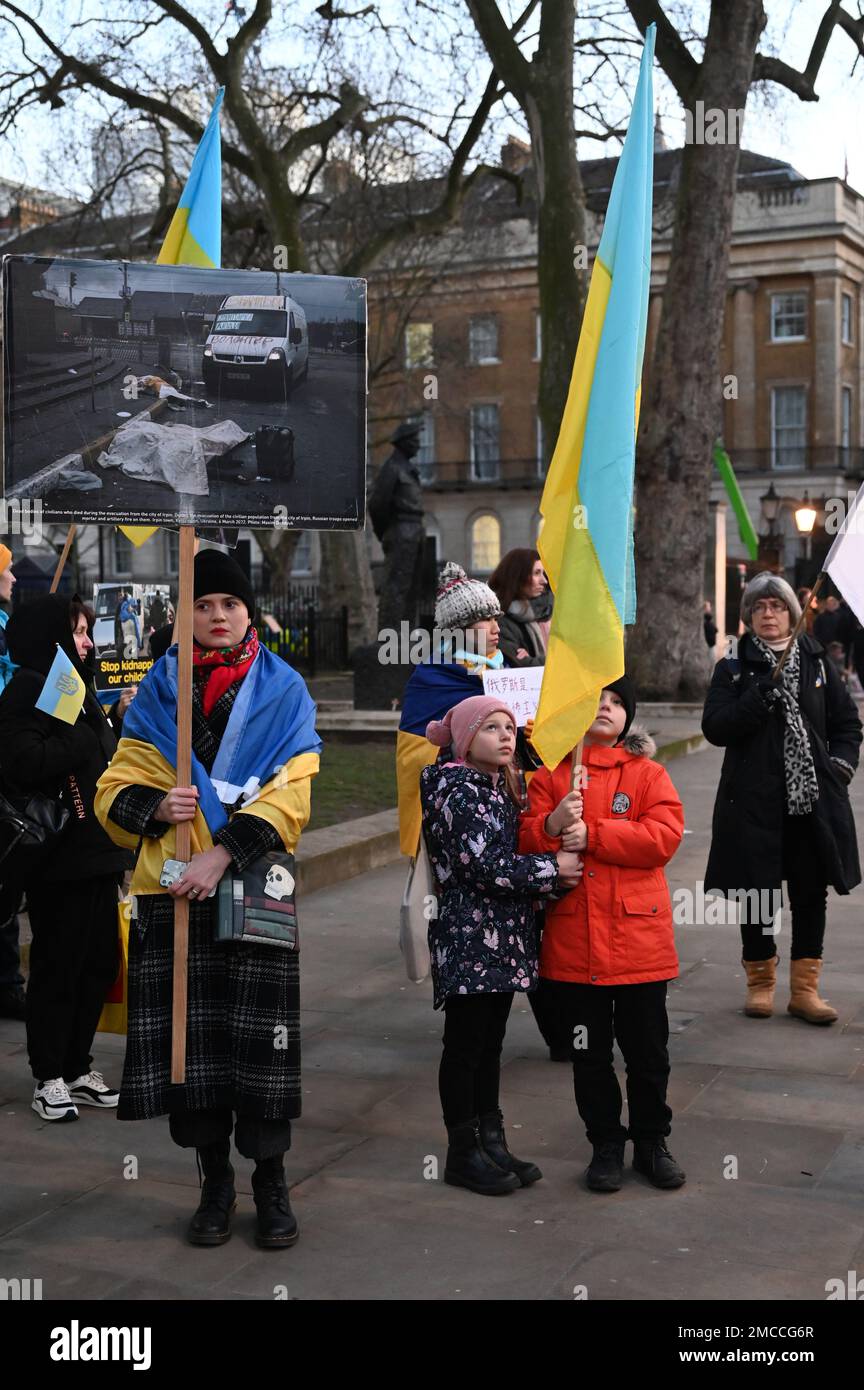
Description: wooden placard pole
171,524,196,1084
570,737,585,793
771,571,825,680
49,524,77,593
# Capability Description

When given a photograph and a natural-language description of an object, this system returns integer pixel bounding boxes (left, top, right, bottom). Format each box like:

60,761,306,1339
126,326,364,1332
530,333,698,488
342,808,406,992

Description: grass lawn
308,739,397,831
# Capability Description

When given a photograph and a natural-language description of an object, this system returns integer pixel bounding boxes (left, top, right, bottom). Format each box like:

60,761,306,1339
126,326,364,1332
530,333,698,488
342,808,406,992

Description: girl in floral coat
420,695,582,1196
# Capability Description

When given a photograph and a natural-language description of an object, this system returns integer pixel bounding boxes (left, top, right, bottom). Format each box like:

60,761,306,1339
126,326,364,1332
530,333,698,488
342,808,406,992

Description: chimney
323,160,358,195
501,135,531,174
653,112,667,153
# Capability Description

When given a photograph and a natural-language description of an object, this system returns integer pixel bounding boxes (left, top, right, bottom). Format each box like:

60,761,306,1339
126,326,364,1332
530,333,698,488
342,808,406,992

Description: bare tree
0,0,515,640
624,0,864,697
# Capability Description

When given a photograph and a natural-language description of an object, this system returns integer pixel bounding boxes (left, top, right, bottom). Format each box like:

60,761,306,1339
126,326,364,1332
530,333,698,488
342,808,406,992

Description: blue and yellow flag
533,24,655,770
35,645,86,725
157,87,223,269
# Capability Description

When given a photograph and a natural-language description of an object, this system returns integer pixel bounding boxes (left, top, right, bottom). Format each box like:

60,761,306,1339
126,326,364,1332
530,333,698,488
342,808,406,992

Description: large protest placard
2,256,366,530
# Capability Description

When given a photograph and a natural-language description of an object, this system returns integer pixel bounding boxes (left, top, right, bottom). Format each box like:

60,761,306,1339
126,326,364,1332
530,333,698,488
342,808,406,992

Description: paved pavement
1,741,863,1301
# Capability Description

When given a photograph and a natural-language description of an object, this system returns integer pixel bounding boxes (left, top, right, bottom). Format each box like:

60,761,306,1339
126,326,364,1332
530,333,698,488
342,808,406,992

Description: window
408,412,436,484
469,315,499,364
771,385,807,469
113,531,133,575
405,321,434,368
842,386,853,464
425,516,441,561
470,403,500,480
841,292,854,345
770,292,807,341
165,530,179,575
291,531,313,575
470,514,501,573
533,310,541,362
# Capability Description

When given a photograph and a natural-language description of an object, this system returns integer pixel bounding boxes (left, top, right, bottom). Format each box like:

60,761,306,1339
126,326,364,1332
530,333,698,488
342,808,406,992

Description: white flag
824,482,864,625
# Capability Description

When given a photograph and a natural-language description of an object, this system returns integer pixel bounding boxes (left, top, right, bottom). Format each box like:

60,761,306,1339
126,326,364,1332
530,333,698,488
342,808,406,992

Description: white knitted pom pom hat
434,561,502,629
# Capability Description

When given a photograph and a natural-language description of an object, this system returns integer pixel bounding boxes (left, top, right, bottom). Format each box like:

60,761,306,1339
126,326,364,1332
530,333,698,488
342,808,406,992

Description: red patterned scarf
192,627,259,716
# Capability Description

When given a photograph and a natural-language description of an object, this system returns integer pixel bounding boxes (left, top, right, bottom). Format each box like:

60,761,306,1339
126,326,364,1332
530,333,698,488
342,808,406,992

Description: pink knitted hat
426,695,517,762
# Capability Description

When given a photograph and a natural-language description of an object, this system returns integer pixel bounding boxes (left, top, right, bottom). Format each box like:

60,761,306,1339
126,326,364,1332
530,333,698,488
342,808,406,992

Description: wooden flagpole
49,524,77,593
570,737,585,793
171,525,196,1083
771,571,824,680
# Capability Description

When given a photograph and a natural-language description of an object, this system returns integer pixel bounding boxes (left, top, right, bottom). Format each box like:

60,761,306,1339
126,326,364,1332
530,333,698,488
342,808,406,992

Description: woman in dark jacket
703,573,861,1025
488,548,551,668
0,594,130,1122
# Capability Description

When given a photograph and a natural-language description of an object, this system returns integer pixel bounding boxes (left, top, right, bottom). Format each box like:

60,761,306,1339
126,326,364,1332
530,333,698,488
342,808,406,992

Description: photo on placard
1,256,367,530
92,581,173,697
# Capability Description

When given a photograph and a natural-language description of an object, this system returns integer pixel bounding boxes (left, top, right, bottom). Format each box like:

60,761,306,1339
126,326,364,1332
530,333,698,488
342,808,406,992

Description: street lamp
794,490,817,536
758,482,782,571
760,482,780,528
794,489,818,571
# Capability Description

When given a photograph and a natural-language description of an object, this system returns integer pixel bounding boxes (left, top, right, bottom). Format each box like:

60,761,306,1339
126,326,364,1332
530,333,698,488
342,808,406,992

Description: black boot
444,1120,520,1196
585,1140,625,1193
478,1110,542,1186
632,1139,686,1189
188,1140,236,1246
252,1154,299,1248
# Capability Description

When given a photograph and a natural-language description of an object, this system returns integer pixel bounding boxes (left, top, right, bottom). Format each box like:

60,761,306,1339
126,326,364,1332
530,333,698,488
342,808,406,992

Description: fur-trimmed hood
617,723,656,758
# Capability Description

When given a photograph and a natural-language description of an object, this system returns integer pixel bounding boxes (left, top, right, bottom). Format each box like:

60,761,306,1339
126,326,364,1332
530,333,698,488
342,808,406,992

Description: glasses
751,600,787,616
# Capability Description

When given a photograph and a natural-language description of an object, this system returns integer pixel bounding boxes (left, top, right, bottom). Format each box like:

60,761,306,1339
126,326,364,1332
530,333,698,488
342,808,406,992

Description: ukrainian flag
533,24,655,770
157,87,224,269
35,646,86,725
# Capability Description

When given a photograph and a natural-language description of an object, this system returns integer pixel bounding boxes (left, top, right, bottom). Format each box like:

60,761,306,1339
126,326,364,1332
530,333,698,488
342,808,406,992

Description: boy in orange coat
519,676,686,1193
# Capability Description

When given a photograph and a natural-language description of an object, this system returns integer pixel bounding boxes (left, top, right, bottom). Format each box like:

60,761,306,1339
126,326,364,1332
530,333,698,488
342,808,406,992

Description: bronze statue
369,420,426,631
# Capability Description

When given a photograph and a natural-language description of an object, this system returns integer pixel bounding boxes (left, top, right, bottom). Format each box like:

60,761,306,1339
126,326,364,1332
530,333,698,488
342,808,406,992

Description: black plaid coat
109,680,302,1122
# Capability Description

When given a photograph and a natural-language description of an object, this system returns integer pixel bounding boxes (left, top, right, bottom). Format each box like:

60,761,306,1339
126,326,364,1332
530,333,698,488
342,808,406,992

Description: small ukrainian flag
35,645,86,725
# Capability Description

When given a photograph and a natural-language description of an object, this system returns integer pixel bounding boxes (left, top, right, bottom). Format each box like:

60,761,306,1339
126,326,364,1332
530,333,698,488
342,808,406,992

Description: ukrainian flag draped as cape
533,24,655,770
396,662,485,855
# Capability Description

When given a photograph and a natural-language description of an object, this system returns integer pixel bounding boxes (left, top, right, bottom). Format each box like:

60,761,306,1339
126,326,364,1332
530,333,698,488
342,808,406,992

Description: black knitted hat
605,674,636,741
193,548,254,615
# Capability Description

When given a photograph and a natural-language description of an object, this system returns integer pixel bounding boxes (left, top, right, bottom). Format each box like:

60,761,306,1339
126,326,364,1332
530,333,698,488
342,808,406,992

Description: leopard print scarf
750,634,819,815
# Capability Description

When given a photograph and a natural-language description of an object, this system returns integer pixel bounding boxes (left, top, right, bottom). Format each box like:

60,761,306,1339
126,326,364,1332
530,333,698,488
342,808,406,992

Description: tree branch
752,1,864,97
465,0,533,104
624,0,699,102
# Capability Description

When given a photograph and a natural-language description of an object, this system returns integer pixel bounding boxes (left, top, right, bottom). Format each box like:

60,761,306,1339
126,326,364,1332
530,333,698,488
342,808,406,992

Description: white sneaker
32,1078,79,1122
66,1069,119,1108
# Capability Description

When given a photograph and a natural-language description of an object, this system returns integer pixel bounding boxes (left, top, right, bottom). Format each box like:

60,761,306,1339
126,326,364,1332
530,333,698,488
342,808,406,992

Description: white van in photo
202,294,309,397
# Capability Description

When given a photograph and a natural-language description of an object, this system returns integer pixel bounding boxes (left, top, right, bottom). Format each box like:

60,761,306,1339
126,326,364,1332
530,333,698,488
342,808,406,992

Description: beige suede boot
787,958,838,1025
743,956,777,1018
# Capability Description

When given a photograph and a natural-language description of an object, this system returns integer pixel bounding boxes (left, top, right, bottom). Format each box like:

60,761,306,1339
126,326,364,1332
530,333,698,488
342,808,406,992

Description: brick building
367,134,864,602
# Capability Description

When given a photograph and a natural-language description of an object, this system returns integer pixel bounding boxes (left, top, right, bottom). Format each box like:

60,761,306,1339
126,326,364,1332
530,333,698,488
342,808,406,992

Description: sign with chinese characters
481,666,544,726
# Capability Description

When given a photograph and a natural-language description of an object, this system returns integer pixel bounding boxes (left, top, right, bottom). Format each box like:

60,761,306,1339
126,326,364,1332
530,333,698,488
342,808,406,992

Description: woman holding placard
95,549,321,1250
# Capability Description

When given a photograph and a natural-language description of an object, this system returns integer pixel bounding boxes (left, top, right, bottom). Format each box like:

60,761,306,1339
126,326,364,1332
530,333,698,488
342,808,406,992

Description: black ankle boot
585,1140,625,1193
632,1139,686,1189
478,1110,542,1186
252,1154,299,1248
188,1140,236,1246
444,1120,520,1196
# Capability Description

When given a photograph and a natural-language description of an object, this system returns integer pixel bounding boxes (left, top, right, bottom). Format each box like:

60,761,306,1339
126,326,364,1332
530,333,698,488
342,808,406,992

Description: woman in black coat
703,573,861,1025
488,548,551,668
0,595,129,1121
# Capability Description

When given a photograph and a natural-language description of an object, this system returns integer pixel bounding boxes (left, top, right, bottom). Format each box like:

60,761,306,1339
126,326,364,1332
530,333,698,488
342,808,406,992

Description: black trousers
740,813,827,962
169,1108,292,1161
543,978,672,1145
0,879,23,988
26,876,119,1083
439,992,514,1128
